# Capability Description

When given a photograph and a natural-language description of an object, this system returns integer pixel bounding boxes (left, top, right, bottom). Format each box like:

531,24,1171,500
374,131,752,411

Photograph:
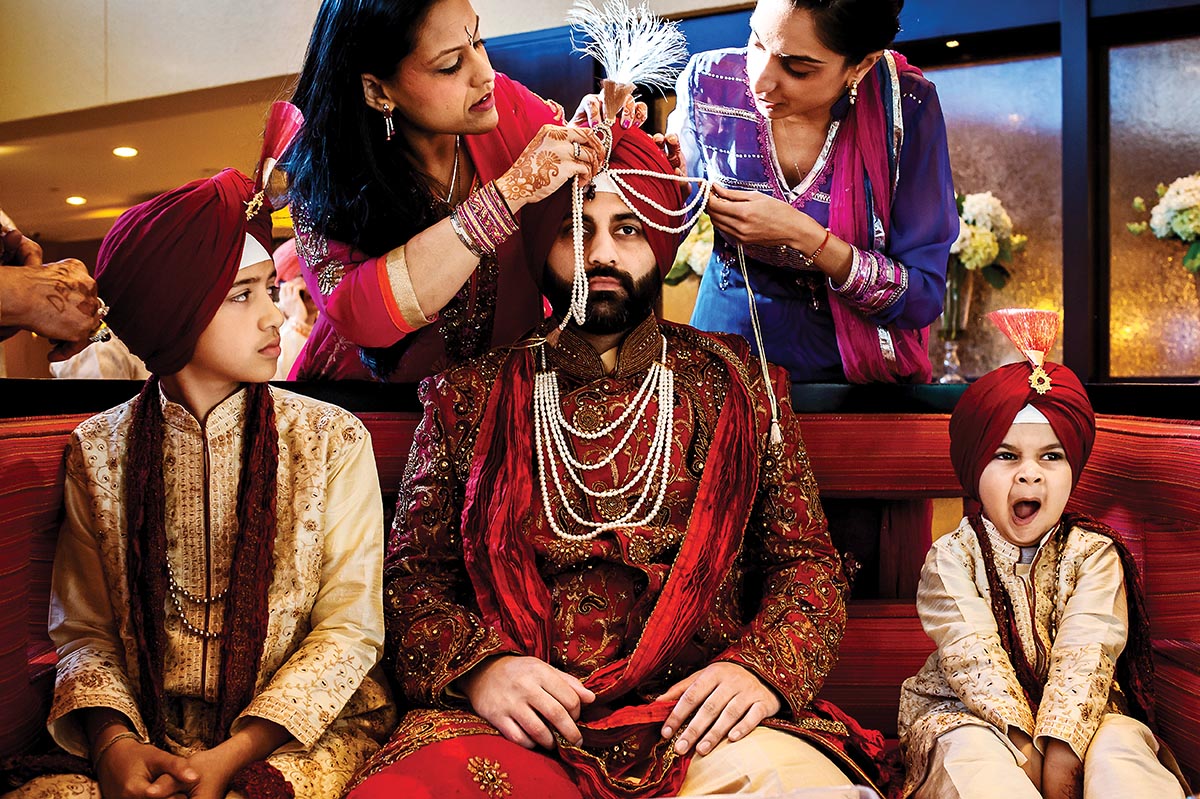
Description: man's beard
544,264,661,335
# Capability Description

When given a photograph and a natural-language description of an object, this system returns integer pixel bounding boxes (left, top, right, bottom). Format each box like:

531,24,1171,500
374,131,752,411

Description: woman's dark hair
283,0,445,256
790,0,903,64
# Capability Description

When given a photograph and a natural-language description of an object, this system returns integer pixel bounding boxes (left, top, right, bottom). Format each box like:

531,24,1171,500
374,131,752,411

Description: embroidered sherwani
349,318,885,798
898,516,1181,798
26,387,395,799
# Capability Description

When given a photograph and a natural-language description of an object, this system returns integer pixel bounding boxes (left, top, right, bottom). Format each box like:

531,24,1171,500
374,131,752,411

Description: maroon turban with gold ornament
949,309,1096,501
95,168,273,375
949,361,1096,501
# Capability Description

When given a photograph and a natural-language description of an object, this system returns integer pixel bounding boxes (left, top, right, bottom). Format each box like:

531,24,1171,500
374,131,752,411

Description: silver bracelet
449,210,489,259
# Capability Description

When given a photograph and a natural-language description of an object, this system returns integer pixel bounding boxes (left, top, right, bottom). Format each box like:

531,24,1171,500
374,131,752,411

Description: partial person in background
666,0,958,599
271,238,316,380
0,209,103,364
283,0,609,382
667,0,957,384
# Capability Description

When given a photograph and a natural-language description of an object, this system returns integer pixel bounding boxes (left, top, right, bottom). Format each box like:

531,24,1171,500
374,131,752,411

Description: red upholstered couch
1,381,1197,787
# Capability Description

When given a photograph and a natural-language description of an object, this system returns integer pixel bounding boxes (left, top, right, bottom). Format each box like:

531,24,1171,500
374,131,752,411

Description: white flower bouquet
950,191,1027,286
664,212,714,285
1128,172,1200,273
943,192,1026,340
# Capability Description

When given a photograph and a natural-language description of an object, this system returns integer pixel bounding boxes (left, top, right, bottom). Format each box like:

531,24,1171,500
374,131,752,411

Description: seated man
346,126,888,799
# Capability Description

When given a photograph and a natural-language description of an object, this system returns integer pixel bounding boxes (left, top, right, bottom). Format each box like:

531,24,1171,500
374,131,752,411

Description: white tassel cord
736,244,784,446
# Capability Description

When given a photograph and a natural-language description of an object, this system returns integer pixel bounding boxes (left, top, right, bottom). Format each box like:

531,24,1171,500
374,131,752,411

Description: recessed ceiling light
945,39,961,48
65,196,87,206
112,146,139,158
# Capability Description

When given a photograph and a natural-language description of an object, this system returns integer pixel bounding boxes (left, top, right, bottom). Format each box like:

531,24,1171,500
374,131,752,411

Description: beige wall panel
2,0,739,123
0,0,108,123
104,0,320,104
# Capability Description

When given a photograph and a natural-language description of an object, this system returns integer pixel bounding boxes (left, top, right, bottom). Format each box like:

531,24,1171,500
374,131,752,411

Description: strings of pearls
166,559,226,639
534,336,675,541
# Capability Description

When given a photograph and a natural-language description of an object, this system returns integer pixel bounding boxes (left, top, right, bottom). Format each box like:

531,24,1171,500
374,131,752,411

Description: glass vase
938,259,975,383
938,339,967,384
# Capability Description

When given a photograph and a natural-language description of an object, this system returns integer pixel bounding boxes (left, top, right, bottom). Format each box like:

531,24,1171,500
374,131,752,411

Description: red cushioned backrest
802,412,1200,778
0,413,90,757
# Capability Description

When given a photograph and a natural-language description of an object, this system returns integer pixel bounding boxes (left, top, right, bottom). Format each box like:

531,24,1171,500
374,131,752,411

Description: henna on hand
498,150,563,202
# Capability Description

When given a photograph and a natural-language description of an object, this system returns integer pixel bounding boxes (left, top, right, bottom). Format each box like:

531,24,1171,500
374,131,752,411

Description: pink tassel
246,102,305,219
987,308,1059,367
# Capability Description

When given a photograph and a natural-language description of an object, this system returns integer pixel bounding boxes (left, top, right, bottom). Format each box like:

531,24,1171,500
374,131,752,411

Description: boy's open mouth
1012,500,1041,522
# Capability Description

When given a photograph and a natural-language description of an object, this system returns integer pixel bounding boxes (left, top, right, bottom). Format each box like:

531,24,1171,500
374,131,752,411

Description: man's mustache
585,265,635,293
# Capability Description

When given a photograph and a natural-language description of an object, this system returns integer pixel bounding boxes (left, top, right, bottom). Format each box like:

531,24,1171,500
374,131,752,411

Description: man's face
544,191,661,335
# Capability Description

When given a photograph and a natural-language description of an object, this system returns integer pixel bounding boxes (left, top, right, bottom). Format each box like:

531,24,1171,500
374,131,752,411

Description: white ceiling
0,78,290,243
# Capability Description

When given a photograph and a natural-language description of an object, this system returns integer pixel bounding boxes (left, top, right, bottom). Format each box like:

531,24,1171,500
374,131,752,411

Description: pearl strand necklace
165,559,226,639
534,336,675,541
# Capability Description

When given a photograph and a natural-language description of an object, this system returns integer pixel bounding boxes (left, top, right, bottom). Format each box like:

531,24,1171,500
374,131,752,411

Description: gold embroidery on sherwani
466,756,513,797
365,319,856,792
47,388,395,799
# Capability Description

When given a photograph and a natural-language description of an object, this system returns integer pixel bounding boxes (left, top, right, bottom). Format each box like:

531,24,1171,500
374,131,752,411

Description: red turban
96,169,274,375
525,126,686,280
603,125,686,275
949,361,1096,501
273,237,302,284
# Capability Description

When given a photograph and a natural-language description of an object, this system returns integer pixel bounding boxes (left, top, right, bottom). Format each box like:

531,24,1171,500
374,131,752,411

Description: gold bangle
92,730,144,770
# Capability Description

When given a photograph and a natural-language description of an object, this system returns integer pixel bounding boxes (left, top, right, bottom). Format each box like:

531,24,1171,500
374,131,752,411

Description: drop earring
847,79,858,106
382,102,395,141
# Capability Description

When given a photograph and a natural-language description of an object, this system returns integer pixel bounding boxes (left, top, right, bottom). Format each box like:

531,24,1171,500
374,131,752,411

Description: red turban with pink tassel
948,309,1096,501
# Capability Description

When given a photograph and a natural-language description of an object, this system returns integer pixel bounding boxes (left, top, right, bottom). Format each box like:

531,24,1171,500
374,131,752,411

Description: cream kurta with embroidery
897,517,1129,797
43,387,395,798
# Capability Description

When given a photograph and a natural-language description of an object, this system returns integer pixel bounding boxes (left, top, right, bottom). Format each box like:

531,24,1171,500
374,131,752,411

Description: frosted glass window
1108,37,1200,378
925,55,1065,377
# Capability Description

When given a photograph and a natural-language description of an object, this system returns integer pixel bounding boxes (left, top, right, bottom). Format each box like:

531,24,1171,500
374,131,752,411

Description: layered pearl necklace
534,335,675,541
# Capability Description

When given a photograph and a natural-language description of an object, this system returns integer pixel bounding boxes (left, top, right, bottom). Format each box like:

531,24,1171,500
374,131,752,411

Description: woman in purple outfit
669,0,957,383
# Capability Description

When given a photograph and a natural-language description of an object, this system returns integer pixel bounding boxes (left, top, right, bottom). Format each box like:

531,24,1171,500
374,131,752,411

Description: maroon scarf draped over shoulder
459,341,765,797
125,378,280,746
969,512,1157,726
827,51,931,383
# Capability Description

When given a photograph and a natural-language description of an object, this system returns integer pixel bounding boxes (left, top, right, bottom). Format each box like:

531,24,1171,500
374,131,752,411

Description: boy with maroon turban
9,169,394,799
343,126,889,799
898,310,1187,799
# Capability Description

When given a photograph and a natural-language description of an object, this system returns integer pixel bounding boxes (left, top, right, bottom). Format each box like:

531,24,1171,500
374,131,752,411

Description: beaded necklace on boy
166,558,226,639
